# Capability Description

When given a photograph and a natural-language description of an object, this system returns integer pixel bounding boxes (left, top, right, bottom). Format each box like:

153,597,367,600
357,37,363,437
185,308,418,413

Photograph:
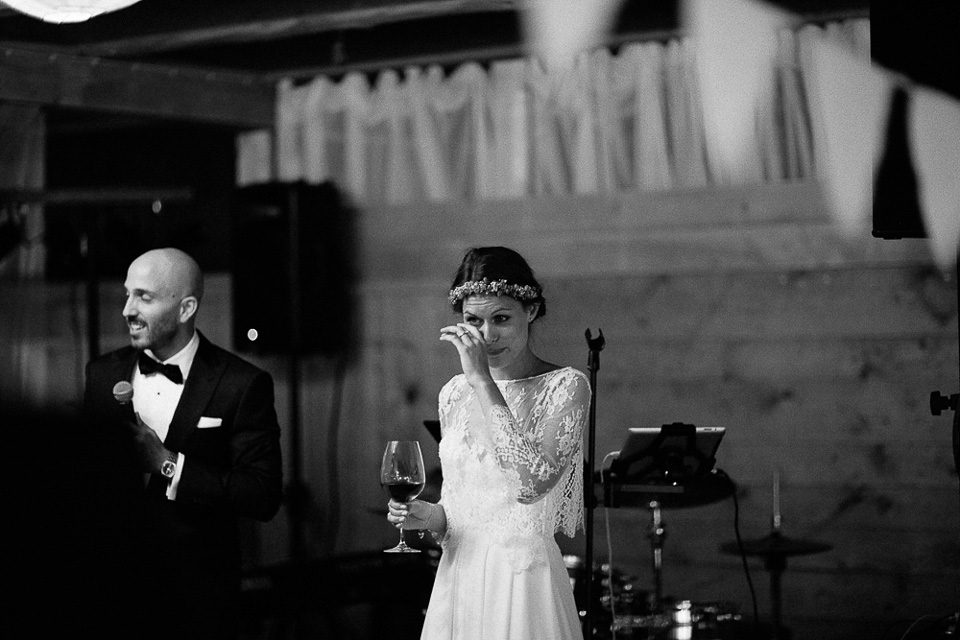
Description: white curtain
0,104,49,405
0,104,46,277
238,19,869,206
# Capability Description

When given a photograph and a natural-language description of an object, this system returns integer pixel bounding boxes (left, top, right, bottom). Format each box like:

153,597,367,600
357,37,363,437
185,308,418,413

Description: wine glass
380,440,426,553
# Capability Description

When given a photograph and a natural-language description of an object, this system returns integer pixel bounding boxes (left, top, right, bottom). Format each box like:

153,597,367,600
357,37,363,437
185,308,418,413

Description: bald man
81,248,283,640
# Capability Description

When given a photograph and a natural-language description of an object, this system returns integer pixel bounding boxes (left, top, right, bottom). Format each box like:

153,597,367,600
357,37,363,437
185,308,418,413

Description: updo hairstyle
449,246,546,321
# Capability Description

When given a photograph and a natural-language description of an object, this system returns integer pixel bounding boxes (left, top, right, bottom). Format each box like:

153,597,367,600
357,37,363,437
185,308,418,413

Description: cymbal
720,532,832,558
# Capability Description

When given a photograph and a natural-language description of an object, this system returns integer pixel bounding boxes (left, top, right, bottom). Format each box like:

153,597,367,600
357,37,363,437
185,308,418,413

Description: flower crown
448,278,541,306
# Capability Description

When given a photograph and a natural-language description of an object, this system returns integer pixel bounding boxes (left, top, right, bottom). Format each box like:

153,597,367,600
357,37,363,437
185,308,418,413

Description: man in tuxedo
82,247,283,640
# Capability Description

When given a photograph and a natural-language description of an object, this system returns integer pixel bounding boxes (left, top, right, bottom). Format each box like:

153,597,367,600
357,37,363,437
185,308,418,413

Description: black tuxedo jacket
81,332,283,639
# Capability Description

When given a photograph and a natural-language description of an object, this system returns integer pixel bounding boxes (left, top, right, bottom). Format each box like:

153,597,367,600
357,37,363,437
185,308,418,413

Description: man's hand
126,413,170,473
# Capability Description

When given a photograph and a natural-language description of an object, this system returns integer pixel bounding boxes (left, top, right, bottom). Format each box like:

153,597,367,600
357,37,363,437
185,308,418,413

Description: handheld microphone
113,381,135,422
113,381,133,404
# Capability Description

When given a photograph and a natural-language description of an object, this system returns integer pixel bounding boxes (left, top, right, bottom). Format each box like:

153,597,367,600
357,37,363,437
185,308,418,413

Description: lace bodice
437,367,590,570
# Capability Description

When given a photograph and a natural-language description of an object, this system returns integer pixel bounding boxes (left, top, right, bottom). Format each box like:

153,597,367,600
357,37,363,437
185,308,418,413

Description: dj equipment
592,423,750,639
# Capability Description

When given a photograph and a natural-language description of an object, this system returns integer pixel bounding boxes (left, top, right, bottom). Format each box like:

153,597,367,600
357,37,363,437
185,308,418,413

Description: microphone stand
583,328,604,639
285,184,308,561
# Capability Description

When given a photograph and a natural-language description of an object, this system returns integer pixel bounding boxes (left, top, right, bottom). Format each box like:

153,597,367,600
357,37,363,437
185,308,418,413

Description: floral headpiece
448,278,541,306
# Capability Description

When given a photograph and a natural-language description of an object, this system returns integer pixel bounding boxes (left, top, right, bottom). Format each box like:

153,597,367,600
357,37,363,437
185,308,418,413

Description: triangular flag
682,0,792,184
519,0,625,72
909,85,960,270
803,34,893,235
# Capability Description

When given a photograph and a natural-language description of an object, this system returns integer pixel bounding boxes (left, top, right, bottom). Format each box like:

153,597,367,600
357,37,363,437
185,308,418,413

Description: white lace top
437,366,590,571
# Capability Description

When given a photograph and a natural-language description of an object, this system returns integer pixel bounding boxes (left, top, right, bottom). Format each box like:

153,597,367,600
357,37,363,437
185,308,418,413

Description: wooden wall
340,179,958,640
2,178,957,639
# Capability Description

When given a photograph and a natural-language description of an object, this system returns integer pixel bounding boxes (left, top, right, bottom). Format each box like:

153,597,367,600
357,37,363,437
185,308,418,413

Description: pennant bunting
519,0,625,72
909,85,960,270
802,33,893,235
682,0,792,184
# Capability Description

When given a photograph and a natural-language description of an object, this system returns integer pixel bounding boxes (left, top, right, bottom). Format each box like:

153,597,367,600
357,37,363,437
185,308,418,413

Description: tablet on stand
602,423,733,617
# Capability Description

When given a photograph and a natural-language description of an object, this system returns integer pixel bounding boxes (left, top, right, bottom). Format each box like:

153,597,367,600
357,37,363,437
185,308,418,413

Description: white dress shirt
132,331,200,500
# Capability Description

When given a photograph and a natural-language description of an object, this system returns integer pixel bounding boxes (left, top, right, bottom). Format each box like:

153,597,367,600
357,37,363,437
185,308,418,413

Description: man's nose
122,296,135,317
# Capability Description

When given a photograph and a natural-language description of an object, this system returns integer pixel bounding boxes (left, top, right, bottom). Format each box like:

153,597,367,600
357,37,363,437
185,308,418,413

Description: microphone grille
113,381,134,403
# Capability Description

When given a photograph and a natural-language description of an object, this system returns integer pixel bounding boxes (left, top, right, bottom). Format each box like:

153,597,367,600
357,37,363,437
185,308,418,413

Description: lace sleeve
490,370,590,504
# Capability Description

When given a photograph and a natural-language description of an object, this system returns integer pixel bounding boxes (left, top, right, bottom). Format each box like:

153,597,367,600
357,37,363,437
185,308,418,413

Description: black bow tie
138,352,184,384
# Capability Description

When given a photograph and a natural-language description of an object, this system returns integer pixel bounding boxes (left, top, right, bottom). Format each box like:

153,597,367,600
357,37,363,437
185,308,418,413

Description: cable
882,619,915,640
899,615,938,640
719,469,760,638
600,450,620,640
882,612,959,640
603,500,616,639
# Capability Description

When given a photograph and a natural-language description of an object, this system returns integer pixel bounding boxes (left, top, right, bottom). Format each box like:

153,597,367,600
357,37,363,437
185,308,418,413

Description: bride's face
461,294,539,373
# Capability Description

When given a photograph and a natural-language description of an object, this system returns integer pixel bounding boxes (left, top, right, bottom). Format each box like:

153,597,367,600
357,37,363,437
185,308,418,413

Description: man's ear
179,296,198,324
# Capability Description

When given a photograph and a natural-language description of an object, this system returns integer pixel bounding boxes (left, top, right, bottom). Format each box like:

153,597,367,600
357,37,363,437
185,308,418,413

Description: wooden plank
537,336,960,387
717,440,956,487
362,181,833,239
75,1,520,57
589,380,957,454
1,186,193,205
358,182,937,280
0,44,274,127
349,279,955,389
539,269,958,340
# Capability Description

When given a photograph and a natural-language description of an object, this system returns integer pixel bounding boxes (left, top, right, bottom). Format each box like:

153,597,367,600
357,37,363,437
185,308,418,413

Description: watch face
161,460,176,478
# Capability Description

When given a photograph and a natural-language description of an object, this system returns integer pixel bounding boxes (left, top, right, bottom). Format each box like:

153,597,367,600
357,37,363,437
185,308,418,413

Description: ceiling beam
265,5,870,81
75,0,518,58
1,186,194,206
0,44,275,127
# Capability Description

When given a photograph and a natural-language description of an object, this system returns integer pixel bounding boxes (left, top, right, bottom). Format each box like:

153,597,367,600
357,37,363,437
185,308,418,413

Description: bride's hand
387,499,433,530
440,323,493,387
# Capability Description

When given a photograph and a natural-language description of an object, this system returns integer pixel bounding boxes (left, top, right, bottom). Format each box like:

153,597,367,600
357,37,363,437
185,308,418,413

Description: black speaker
231,181,356,357
870,1,960,239
872,86,926,239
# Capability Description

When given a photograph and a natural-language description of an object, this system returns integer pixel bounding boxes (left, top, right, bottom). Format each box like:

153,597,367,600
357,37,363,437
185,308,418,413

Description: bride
387,246,590,640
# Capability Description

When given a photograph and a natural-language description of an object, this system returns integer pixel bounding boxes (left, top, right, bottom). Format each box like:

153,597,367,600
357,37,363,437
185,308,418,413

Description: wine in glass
380,440,426,553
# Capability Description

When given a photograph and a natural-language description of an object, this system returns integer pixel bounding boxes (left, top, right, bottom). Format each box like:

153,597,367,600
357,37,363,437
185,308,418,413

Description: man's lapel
165,334,226,451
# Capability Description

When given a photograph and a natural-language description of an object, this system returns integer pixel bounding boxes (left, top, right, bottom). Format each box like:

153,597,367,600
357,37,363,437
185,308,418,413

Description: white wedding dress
421,366,590,640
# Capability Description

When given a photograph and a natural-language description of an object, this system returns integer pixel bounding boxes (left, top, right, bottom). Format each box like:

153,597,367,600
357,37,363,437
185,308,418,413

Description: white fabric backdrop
237,19,870,206
0,103,49,405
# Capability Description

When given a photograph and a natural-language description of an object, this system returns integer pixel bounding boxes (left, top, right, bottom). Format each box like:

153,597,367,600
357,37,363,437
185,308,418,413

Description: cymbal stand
765,536,788,640
770,471,784,640
647,499,666,609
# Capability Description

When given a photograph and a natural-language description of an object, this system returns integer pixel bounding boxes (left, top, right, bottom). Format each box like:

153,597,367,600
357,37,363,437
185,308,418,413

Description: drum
563,554,585,594
563,556,652,639
612,600,743,640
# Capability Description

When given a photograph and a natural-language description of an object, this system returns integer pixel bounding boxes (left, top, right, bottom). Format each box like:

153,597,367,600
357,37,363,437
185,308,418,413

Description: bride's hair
449,246,546,320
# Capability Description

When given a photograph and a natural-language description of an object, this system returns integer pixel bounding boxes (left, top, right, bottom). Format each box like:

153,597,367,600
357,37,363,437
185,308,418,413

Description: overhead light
1,0,142,24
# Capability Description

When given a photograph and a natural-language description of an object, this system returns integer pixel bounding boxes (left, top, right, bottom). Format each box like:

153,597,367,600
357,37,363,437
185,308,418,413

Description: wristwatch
159,451,177,479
